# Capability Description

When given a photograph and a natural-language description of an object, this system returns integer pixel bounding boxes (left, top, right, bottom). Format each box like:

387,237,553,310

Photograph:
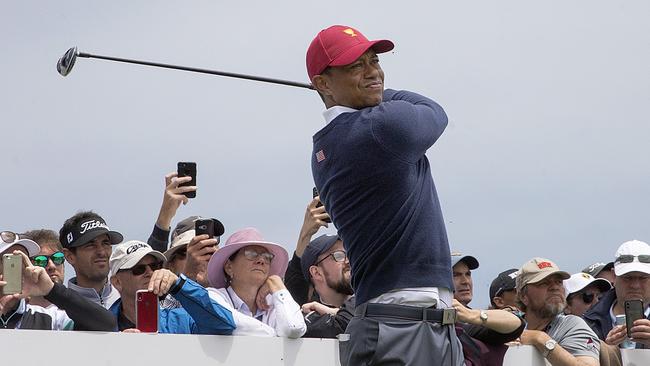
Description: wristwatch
479,310,488,325
542,339,557,358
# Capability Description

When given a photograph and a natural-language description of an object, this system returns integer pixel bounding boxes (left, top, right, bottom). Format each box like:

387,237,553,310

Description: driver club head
57,47,78,76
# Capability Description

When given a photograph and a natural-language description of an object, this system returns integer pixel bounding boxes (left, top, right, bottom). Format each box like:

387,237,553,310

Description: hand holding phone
625,299,644,339
136,290,159,333
312,187,331,223
177,162,197,198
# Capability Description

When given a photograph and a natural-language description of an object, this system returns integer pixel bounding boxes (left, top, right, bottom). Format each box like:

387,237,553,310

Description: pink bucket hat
207,227,289,288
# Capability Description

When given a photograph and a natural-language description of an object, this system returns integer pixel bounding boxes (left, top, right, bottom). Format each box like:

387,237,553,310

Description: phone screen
625,299,644,339
2,254,23,295
177,162,197,198
136,290,159,333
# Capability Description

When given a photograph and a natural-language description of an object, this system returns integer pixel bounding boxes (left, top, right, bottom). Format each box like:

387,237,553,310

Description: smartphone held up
312,187,331,223
625,299,644,339
177,162,197,199
1,253,23,295
136,290,159,333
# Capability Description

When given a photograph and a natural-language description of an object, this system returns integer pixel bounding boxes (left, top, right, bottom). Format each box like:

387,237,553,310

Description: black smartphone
195,218,214,238
312,187,331,223
177,162,197,198
625,299,644,338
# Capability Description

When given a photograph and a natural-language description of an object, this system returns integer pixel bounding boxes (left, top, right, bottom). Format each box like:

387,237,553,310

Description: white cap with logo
109,240,166,278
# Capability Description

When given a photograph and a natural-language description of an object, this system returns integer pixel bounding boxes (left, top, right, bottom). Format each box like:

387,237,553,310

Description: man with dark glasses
563,273,611,317
1,230,116,331
23,229,66,308
584,240,650,349
108,240,235,334
59,211,124,309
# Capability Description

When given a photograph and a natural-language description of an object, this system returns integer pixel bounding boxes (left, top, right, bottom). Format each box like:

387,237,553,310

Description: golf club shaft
77,52,314,90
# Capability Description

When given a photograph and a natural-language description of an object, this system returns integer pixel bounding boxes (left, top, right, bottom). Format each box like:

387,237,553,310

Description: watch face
545,339,556,350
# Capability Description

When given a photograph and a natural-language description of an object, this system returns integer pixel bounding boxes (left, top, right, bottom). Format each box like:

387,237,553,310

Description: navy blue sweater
311,89,452,304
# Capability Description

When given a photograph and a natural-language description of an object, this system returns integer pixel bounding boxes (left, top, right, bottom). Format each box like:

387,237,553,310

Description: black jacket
1,283,116,331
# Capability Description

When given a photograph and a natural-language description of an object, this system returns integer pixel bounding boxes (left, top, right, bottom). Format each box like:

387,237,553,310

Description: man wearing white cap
583,240,650,349
564,273,612,317
1,230,115,330
108,240,235,334
517,257,600,366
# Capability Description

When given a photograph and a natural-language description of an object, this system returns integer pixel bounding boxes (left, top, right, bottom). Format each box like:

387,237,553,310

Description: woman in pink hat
206,227,306,338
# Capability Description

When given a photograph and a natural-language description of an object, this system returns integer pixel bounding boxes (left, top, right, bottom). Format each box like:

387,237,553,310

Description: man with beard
59,211,123,308
517,258,600,366
298,234,354,338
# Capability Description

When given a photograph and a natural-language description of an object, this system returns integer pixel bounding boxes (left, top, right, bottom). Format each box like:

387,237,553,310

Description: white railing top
1,330,648,365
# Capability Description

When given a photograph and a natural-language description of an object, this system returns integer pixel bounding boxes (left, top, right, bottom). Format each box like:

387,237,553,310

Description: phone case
2,254,22,295
625,299,644,338
136,290,159,333
177,162,197,198
195,219,214,238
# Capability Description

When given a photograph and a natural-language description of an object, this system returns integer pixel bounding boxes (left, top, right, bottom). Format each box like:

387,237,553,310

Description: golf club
57,47,314,90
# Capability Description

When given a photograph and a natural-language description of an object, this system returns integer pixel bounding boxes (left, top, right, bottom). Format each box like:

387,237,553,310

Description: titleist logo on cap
79,220,109,234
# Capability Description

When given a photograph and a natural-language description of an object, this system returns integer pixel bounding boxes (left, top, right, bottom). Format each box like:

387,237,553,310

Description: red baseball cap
306,25,394,81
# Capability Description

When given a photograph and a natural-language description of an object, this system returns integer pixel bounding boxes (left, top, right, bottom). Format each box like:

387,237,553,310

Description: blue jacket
582,288,648,349
110,275,235,334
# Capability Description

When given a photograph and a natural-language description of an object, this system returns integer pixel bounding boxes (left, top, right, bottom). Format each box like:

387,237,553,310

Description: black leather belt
355,303,456,325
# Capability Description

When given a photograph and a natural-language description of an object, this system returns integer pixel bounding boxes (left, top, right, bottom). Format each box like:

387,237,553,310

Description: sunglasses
242,249,274,263
616,255,650,264
1,231,18,244
315,250,347,266
122,261,164,276
579,292,597,304
31,252,65,267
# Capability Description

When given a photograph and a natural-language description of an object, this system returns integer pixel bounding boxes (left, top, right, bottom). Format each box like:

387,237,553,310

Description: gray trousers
339,309,464,366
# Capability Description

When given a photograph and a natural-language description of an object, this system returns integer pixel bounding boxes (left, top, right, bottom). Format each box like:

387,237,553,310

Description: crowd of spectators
1,171,649,365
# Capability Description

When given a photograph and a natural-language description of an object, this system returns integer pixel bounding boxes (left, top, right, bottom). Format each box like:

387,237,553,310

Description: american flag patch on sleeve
316,149,326,162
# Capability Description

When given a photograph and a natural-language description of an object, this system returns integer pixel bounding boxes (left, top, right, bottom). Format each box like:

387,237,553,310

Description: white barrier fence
1,330,648,365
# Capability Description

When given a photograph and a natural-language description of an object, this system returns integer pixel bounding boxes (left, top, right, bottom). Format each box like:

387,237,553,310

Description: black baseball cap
489,268,519,306
61,216,123,249
301,234,340,281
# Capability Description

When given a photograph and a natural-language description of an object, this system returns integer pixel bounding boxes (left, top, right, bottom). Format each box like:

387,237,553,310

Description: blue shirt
311,89,453,304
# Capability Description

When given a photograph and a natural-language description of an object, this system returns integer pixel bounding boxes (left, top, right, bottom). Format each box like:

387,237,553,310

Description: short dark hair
58,210,103,251
22,229,63,252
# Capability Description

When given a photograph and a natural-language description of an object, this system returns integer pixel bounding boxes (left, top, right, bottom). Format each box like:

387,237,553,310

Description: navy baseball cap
489,268,519,306
301,234,340,281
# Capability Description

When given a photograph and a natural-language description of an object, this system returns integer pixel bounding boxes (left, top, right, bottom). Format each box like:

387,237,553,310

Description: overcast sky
2,1,649,308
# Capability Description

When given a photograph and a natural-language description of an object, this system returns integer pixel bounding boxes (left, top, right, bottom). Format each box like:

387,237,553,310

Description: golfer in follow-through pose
307,25,463,365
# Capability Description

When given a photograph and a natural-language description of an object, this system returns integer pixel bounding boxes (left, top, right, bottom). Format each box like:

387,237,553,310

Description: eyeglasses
242,249,274,263
31,252,65,267
616,255,650,264
123,261,164,276
315,250,347,266
1,231,18,244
